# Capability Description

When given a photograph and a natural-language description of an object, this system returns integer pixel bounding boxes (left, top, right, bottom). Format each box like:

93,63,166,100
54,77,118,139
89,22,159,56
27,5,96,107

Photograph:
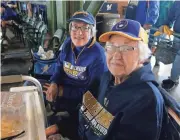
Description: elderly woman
44,11,107,114
46,19,164,140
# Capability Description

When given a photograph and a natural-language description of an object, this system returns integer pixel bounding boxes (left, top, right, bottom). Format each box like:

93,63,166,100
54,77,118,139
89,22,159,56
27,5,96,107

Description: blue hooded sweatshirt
135,1,159,26
78,63,164,140
50,37,108,101
163,1,180,34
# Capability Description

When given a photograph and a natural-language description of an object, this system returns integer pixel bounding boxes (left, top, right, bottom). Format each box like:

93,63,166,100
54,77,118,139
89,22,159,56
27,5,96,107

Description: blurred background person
150,1,174,67
135,0,159,30
159,1,180,91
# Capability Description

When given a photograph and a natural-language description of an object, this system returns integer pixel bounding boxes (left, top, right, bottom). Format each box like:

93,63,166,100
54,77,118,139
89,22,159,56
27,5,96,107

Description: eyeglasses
105,43,136,54
71,25,90,32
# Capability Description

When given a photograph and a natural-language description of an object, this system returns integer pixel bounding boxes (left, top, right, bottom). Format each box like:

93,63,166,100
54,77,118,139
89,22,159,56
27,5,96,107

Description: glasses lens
105,44,115,53
71,26,78,31
120,46,135,52
81,26,89,31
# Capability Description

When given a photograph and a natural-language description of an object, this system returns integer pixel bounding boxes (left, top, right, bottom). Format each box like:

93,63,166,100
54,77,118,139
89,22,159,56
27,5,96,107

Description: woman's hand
43,83,58,102
46,124,59,137
47,134,62,140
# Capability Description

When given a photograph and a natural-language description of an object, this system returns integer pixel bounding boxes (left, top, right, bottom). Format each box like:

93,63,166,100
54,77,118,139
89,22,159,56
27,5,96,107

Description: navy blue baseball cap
99,19,148,44
68,11,95,25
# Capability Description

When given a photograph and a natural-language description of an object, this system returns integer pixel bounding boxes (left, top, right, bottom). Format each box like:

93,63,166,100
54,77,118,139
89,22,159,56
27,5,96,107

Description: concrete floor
151,56,180,102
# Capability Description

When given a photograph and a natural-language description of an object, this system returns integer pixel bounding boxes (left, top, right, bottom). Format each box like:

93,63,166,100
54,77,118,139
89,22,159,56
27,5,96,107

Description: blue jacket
135,1,159,26
78,63,164,140
50,37,108,101
154,1,174,28
163,1,180,33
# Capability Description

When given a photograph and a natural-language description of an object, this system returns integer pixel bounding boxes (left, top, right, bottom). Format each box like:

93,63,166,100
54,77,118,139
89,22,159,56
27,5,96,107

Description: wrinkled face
70,21,92,47
106,35,140,77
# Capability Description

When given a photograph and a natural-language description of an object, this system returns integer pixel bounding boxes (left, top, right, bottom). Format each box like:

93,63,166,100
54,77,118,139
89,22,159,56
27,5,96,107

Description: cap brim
68,18,93,25
99,31,142,42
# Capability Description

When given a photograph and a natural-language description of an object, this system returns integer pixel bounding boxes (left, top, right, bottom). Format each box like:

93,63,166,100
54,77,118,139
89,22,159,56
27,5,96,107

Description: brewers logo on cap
99,19,148,43
116,20,128,30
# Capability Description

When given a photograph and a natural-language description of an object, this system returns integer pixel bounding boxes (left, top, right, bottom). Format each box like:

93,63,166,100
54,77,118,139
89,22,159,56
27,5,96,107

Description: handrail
1,75,47,126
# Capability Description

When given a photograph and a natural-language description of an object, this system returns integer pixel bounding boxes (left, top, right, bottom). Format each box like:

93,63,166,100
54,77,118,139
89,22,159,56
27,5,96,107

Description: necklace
71,43,86,64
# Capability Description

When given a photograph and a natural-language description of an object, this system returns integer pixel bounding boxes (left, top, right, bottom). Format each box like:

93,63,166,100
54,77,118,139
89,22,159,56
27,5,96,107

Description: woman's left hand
47,134,62,140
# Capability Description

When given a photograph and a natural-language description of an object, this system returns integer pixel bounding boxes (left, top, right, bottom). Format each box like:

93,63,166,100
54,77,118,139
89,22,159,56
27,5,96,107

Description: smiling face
70,21,92,47
106,35,140,77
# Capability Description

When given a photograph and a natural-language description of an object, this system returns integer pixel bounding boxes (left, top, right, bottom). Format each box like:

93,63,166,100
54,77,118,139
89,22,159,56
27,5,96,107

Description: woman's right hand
47,134,62,140
43,83,58,102
46,124,59,137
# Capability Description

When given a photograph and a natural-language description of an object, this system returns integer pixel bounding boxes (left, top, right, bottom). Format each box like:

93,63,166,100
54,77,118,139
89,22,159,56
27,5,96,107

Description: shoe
162,79,179,91
2,39,9,45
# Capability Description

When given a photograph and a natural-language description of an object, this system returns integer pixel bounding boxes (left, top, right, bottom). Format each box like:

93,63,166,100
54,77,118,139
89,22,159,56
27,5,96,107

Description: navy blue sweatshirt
78,63,164,140
50,37,108,101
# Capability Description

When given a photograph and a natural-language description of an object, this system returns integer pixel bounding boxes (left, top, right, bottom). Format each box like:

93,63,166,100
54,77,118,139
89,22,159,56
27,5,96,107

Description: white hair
138,41,152,62
69,21,96,37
